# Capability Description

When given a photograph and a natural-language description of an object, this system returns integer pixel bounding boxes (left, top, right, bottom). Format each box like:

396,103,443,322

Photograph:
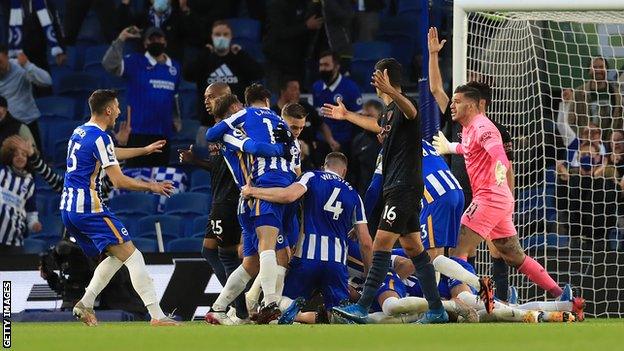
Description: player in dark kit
322,58,448,324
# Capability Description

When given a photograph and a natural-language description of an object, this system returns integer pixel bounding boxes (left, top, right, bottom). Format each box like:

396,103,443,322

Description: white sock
258,250,279,304
80,256,123,308
491,306,531,322
212,265,252,312
457,291,509,312
381,296,429,316
441,299,457,312
278,296,293,312
246,277,262,310
367,311,423,324
275,265,287,296
433,256,480,290
124,249,166,320
518,300,573,312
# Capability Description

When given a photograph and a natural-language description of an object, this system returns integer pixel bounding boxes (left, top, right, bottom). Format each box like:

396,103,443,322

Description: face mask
153,0,170,13
147,42,165,57
579,155,593,171
213,36,231,52
319,70,335,85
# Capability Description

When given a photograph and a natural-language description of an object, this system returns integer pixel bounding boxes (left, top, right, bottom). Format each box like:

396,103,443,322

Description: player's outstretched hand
321,97,348,120
371,69,395,96
144,140,166,155
494,161,507,186
150,181,175,197
428,27,446,54
432,131,452,155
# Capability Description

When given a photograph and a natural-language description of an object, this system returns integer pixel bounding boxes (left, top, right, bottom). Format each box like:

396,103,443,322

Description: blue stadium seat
397,0,425,16
521,235,545,250
173,120,200,142
164,192,210,223
131,238,159,253
39,120,80,160
228,18,261,41
76,10,105,45
39,215,64,237
378,33,416,70
107,193,158,216
191,232,206,238
53,140,69,168
191,169,211,190
47,46,83,70
84,45,110,68
190,215,209,237
166,237,203,253
378,15,420,39
546,233,570,249
350,60,376,93
23,238,48,254
137,215,183,237
56,72,101,96
136,232,177,244
36,96,76,120
608,229,623,251
46,194,62,215
353,41,392,61
179,90,198,120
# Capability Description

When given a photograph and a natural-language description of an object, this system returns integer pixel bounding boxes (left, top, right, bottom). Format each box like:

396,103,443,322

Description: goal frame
452,0,624,89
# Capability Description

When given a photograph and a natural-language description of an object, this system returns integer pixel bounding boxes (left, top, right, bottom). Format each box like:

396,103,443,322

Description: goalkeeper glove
432,131,458,155
495,161,507,186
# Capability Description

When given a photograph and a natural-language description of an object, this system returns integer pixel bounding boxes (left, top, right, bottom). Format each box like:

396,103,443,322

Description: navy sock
357,250,391,310
219,248,248,319
411,251,443,311
492,257,509,301
201,246,227,286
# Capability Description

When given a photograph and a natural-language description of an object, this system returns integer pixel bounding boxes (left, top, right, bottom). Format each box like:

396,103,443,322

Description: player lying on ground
241,152,373,325
432,85,569,303
64,89,179,326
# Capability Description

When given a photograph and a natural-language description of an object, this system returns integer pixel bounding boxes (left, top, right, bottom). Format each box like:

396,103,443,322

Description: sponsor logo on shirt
149,79,176,91
207,64,239,84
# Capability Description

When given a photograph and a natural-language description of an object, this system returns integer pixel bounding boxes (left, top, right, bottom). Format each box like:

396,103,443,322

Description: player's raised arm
104,164,174,196
321,97,382,133
372,69,417,120
115,140,167,160
241,183,306,204
428,27,450,113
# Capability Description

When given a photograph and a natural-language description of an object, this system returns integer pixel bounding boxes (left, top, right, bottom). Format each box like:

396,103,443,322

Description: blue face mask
579,155,594,171
153,0,170,13
212,36,231,51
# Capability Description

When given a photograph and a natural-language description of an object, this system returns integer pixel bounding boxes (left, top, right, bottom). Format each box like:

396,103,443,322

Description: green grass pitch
11,319,622,351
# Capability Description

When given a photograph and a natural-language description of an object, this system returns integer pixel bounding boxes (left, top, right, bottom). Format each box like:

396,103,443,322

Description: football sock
457,291,509,311
381,296,428,316
201,246,227,286
246,277,262,309
412,251,443,310
123,249,166,320
491,257,509,301
275,265,287,296
258,250,279,304
219,248,248,319
518,256,563,297
433,256,480,290
357,250,391,310
211,265,252,312
518,300,573,312
80,255,123,308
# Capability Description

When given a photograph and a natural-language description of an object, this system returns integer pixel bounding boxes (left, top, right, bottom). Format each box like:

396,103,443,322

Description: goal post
453,0,624,317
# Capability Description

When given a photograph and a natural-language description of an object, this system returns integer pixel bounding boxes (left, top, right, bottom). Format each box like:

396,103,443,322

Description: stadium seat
353,41,393,61
378,15,420,39
38,216,64,238
131,238,159,253
47,45,83,70
607,229,623,251
137,215,183,237
164,192,210,224
350,60,377,93
397,0,425,16
36,96,76,120
46,194,62,215
179,90,198,120
546,233,570,249
191,169,211,189
76,10,105,45
84,45,110,69
53,140,69,168
228,18,261,41
173,119,200,143
39,120,80,160
23,238,48,254
166,237,203,253
378,33,416,69
190,215,209,237
107,193,158,216
136,232,177,245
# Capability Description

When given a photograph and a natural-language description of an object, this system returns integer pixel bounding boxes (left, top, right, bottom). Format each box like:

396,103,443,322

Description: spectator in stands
313,51,363,153
568,56,623,137
320,0,354,69
3,0,66,70
264,0,323,92
0,136,41,255
117,0,204,61
271,77,328,168
595,130,624,185
0,96,35,147
0,47,52,149
183,20,263,124
103,26,181,167
350,99,382,193
353,0,384,42
63,0,118,45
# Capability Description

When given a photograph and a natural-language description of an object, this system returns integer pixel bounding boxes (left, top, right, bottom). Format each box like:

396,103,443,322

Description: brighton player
432,85,566,300
242,152,372,324
65,90,179,326
323,58,447,324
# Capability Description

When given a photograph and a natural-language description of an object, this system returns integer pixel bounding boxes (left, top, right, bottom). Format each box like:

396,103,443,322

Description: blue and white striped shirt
0,166,36,246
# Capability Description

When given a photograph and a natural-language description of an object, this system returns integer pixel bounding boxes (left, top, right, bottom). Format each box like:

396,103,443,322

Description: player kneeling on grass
63,90,179,326
241,152,373,325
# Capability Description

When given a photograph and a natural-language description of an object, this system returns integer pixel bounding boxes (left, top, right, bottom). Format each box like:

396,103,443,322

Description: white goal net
461,10,624,317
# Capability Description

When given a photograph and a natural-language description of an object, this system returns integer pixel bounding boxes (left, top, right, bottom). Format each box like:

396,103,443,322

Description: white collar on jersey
84,121,105,131
322,73,343,92
325,169,342,178
144,52,173,67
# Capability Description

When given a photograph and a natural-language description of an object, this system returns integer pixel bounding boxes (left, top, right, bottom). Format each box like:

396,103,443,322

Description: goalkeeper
432,84,566,300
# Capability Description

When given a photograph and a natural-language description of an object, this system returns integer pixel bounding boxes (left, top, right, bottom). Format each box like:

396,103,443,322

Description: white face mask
212,36,231,51
153,0,170,13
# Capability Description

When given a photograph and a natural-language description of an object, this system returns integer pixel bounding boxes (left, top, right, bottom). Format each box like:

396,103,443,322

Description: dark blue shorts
283,258,349,309
420,189,464,250
62,210,130,257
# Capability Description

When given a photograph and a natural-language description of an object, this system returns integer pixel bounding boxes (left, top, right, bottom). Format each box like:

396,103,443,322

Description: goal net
459,9,624,317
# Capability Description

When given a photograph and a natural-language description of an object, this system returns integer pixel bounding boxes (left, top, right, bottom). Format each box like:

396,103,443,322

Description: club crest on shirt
333,94,343,103
169,65,177,76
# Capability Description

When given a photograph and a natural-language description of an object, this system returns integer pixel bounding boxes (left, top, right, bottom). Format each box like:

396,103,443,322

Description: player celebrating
64,90,179,326
241,152,372,324
322,58,447,324
432,85,565,299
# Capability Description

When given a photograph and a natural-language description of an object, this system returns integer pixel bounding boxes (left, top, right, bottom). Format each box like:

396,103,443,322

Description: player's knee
493,238,525,267
372,232,397,251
